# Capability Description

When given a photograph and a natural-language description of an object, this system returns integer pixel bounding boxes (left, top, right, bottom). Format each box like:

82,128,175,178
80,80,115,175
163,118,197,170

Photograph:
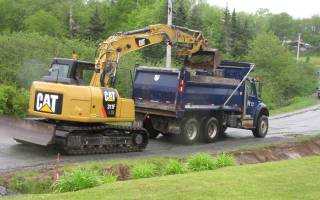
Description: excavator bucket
0,117,56,146
184,48,220,70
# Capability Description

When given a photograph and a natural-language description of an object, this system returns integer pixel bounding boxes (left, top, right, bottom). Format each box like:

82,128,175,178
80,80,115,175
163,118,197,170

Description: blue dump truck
133,50,269,144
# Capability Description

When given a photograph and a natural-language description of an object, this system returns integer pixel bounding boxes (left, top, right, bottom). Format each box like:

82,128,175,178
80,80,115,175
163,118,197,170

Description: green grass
52,168,116,193
131,163,157,179
163,160,186,175
187,153,216,171
270,96,319,116
10,156,320,200
309,56,320,67
301,56,320,67
214,153,236,168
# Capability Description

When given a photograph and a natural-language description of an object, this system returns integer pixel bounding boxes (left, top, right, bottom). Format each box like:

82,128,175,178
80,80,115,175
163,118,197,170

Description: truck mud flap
0,117,56,146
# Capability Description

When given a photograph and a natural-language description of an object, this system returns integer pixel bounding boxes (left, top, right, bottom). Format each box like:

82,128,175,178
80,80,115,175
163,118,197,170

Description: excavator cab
41,58,95,86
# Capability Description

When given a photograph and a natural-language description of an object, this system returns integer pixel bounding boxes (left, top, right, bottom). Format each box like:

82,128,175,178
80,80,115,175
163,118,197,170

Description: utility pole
166,0,173,68
296,33,301,61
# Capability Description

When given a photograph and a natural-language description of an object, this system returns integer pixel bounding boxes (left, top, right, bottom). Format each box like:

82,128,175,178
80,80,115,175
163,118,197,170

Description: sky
207,0,320,19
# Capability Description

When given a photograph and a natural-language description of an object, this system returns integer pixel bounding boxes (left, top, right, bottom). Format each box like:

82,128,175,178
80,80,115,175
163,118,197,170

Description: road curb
270,104,320,120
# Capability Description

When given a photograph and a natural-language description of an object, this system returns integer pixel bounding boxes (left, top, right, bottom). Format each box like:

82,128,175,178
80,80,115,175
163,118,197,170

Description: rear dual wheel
179,116,223,144
180,117,200,144
202,117,220,143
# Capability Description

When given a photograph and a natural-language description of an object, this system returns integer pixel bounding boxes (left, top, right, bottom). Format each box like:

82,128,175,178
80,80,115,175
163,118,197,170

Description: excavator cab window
41,58,94,85
49,63,70,78
74,62,95,85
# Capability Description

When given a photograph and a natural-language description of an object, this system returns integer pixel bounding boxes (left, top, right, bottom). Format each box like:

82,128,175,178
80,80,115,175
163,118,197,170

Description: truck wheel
180,117,200,144
203,117,220,143
253,115,268,138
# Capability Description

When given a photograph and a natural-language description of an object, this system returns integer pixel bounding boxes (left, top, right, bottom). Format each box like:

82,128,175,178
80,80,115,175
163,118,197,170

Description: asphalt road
0,105,320,172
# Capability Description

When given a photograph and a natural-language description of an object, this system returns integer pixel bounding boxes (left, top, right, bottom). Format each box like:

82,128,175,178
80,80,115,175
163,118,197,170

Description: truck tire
203,117,220,143
252,115,268,138
180,117,200,144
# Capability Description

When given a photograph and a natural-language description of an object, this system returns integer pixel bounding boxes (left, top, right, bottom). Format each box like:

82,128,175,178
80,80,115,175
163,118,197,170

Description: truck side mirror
256,81,262,99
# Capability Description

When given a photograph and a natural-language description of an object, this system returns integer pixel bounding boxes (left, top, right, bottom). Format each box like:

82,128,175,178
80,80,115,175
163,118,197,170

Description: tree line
0,0,318,114
1,0,319,50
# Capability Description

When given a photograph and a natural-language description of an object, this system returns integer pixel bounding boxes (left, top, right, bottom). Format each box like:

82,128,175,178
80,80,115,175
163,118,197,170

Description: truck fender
253,104,269,128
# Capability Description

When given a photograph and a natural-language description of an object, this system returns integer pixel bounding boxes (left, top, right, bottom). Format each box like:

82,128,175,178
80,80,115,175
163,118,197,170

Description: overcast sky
207,0,320,19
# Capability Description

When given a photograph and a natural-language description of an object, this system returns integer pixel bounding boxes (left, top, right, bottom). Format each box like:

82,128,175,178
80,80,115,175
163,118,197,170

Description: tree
187,3,203,30
230,11,252,58
219,6,231,54
173,0,190,27
24,10,64,37
230,9,240,57
247,32,316,108
268,12,294,41
86,6,105,41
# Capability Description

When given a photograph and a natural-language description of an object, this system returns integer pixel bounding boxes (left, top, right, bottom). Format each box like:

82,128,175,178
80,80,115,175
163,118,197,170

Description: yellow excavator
0,24,207,154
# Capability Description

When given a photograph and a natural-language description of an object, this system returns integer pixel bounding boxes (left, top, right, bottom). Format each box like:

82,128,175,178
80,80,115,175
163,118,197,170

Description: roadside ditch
1,135,320,197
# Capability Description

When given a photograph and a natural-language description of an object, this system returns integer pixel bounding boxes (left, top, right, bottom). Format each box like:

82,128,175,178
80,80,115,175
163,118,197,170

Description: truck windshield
49,64,70,78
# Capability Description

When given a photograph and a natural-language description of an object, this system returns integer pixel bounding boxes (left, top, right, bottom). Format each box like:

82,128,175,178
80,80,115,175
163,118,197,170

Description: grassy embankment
10,155,320,200
270,96,319,116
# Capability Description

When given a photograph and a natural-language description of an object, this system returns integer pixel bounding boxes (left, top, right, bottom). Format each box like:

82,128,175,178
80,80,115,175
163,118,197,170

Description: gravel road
0,105,319,172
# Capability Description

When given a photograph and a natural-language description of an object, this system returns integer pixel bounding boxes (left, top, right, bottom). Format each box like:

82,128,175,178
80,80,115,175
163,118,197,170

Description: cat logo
34,92,63,114
104,91,116,102
135,38,150,47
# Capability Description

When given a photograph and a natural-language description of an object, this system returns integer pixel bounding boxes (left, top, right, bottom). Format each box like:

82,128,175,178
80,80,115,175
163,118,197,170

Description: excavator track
53,123,149,155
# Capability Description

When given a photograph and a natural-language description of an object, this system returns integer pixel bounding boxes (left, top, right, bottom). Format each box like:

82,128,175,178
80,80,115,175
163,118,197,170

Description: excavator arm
90,24,207,87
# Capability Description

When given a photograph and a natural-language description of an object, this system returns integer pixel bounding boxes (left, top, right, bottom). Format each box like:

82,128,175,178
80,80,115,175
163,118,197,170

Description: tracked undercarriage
53,122,149,155
2,117,148,155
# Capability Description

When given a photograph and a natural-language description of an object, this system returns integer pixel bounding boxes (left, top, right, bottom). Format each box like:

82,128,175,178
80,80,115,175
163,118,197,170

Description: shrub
163,159,186,175
0,85,29,117
214,153,236,168
52,168,116,193
132,163,157,179
8,175,52,194
187,153,216,172
101,174,117,184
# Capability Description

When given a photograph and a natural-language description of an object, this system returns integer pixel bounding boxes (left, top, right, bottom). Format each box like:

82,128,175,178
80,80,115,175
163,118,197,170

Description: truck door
245,80,259,118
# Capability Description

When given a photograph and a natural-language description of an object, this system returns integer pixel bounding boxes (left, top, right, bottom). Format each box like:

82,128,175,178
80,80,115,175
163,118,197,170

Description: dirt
105,164,131,181
234,138,320,165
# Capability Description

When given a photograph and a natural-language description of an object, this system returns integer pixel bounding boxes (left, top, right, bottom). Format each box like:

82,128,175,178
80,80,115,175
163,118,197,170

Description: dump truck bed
133,61,252,118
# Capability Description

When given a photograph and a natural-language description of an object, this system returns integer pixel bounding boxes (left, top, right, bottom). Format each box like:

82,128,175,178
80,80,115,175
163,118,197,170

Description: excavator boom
91,24,207,87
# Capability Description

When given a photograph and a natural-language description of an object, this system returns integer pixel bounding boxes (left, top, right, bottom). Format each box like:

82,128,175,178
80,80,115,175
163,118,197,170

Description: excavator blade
0,117,55,146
